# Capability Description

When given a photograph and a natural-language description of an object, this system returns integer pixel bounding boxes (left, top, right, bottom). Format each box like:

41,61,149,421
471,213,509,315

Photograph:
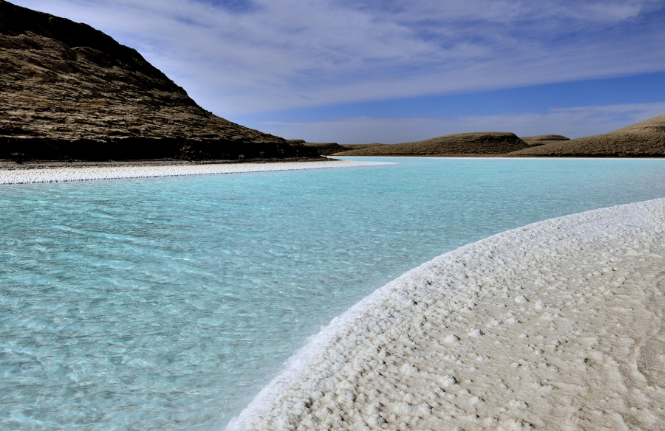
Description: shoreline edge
227,198,665,430
0,160,391,185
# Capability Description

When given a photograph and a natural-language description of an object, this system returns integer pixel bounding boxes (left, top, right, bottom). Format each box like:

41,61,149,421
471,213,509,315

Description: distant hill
0,1,318,161
303,142,347,156
293,142,386,156
334,132,529,156
520,135,570,147
333,143,386,155
509,115,665,157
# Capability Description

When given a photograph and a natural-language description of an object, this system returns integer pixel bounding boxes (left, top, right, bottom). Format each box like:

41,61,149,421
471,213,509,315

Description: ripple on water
1,157,665,430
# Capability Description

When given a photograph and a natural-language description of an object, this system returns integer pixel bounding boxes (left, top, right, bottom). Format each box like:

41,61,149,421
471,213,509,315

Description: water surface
1,157,665,430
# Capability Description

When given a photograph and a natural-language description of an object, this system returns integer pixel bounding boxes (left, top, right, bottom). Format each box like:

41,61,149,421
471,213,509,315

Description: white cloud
260,102,665,144
9,0,665,116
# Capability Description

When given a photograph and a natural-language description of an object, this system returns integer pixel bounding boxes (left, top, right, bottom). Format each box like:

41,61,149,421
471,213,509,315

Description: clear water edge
1,157,665,430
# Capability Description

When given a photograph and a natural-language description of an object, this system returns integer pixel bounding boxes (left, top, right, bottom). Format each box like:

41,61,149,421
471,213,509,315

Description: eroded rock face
0,0,318,161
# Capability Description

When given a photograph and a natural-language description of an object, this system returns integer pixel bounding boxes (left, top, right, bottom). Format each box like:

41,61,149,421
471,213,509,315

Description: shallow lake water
2,157,665,430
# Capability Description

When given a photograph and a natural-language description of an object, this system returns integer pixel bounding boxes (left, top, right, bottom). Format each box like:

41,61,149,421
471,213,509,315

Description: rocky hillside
519,135,570,147
0,1,318,161
336,132,529,156
509,115,665,157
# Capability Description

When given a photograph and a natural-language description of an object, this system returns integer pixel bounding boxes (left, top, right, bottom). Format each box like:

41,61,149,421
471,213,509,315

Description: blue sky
12,0,665,143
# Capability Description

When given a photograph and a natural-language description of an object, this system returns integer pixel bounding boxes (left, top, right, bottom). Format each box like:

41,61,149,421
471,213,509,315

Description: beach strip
227,198,665,431
0,160,390,185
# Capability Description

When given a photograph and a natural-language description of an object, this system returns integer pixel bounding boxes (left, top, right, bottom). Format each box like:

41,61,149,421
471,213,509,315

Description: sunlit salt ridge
2,157,665,430
227,197,665,429
0,160,388,184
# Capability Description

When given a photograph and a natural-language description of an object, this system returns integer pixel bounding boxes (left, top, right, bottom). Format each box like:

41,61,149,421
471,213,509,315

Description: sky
11,0,665,143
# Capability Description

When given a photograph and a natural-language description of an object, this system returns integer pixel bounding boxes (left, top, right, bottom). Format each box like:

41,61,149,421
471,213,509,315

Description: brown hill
509,115,665,157
520,135,570,147
284,142,386,156
334,132,529,156
334,143,386,154
0,1,318,161
303,142,346,156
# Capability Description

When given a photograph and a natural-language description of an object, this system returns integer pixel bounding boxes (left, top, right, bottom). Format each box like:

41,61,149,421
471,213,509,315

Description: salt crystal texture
227,198,665,431
444,334,461,343
0,160,391,185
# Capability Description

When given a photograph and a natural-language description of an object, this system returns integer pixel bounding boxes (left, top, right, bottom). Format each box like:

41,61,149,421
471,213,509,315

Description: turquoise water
1,157,665,430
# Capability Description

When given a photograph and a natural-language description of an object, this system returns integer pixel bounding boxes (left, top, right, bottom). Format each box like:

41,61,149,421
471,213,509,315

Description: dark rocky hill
509,115,665,157
0,1,318,161
335,132,529,156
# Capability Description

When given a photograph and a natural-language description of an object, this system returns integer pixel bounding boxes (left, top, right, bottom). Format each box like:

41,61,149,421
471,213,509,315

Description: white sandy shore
0,160,389,185
227,198,665,431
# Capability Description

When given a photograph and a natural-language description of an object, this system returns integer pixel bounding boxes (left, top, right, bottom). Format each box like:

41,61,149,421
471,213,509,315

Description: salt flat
0,160,389,185
228,198,665,430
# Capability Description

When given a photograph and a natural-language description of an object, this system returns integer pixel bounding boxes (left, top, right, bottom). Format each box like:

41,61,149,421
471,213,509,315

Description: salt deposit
0,160,389,185
227,198,665,430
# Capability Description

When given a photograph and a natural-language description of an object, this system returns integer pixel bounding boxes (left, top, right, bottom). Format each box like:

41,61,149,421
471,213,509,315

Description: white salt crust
0,160,390,185
226,198,665,430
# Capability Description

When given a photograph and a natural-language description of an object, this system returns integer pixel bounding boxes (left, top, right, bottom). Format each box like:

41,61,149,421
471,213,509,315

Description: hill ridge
508,115,665,157
0,0,317,161
334,132,529,156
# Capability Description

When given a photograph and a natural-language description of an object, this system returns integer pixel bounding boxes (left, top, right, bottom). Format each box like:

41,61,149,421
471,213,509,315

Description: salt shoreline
227,198,665,430
0,159,390,185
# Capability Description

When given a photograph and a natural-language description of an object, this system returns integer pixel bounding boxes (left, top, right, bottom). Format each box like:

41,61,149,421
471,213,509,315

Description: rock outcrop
0,1,318,161
509,115,665,157
335,132,529,156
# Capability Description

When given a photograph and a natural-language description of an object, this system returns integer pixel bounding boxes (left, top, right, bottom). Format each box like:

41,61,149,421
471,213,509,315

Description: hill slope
335,132,529,156
509,115,665,157
303,142,347,156
520,135,570,147
0,0,317,161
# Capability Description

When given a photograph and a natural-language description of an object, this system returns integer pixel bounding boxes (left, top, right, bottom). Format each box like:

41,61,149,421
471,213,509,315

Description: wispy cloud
260,102,665,144
11,0,665,117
